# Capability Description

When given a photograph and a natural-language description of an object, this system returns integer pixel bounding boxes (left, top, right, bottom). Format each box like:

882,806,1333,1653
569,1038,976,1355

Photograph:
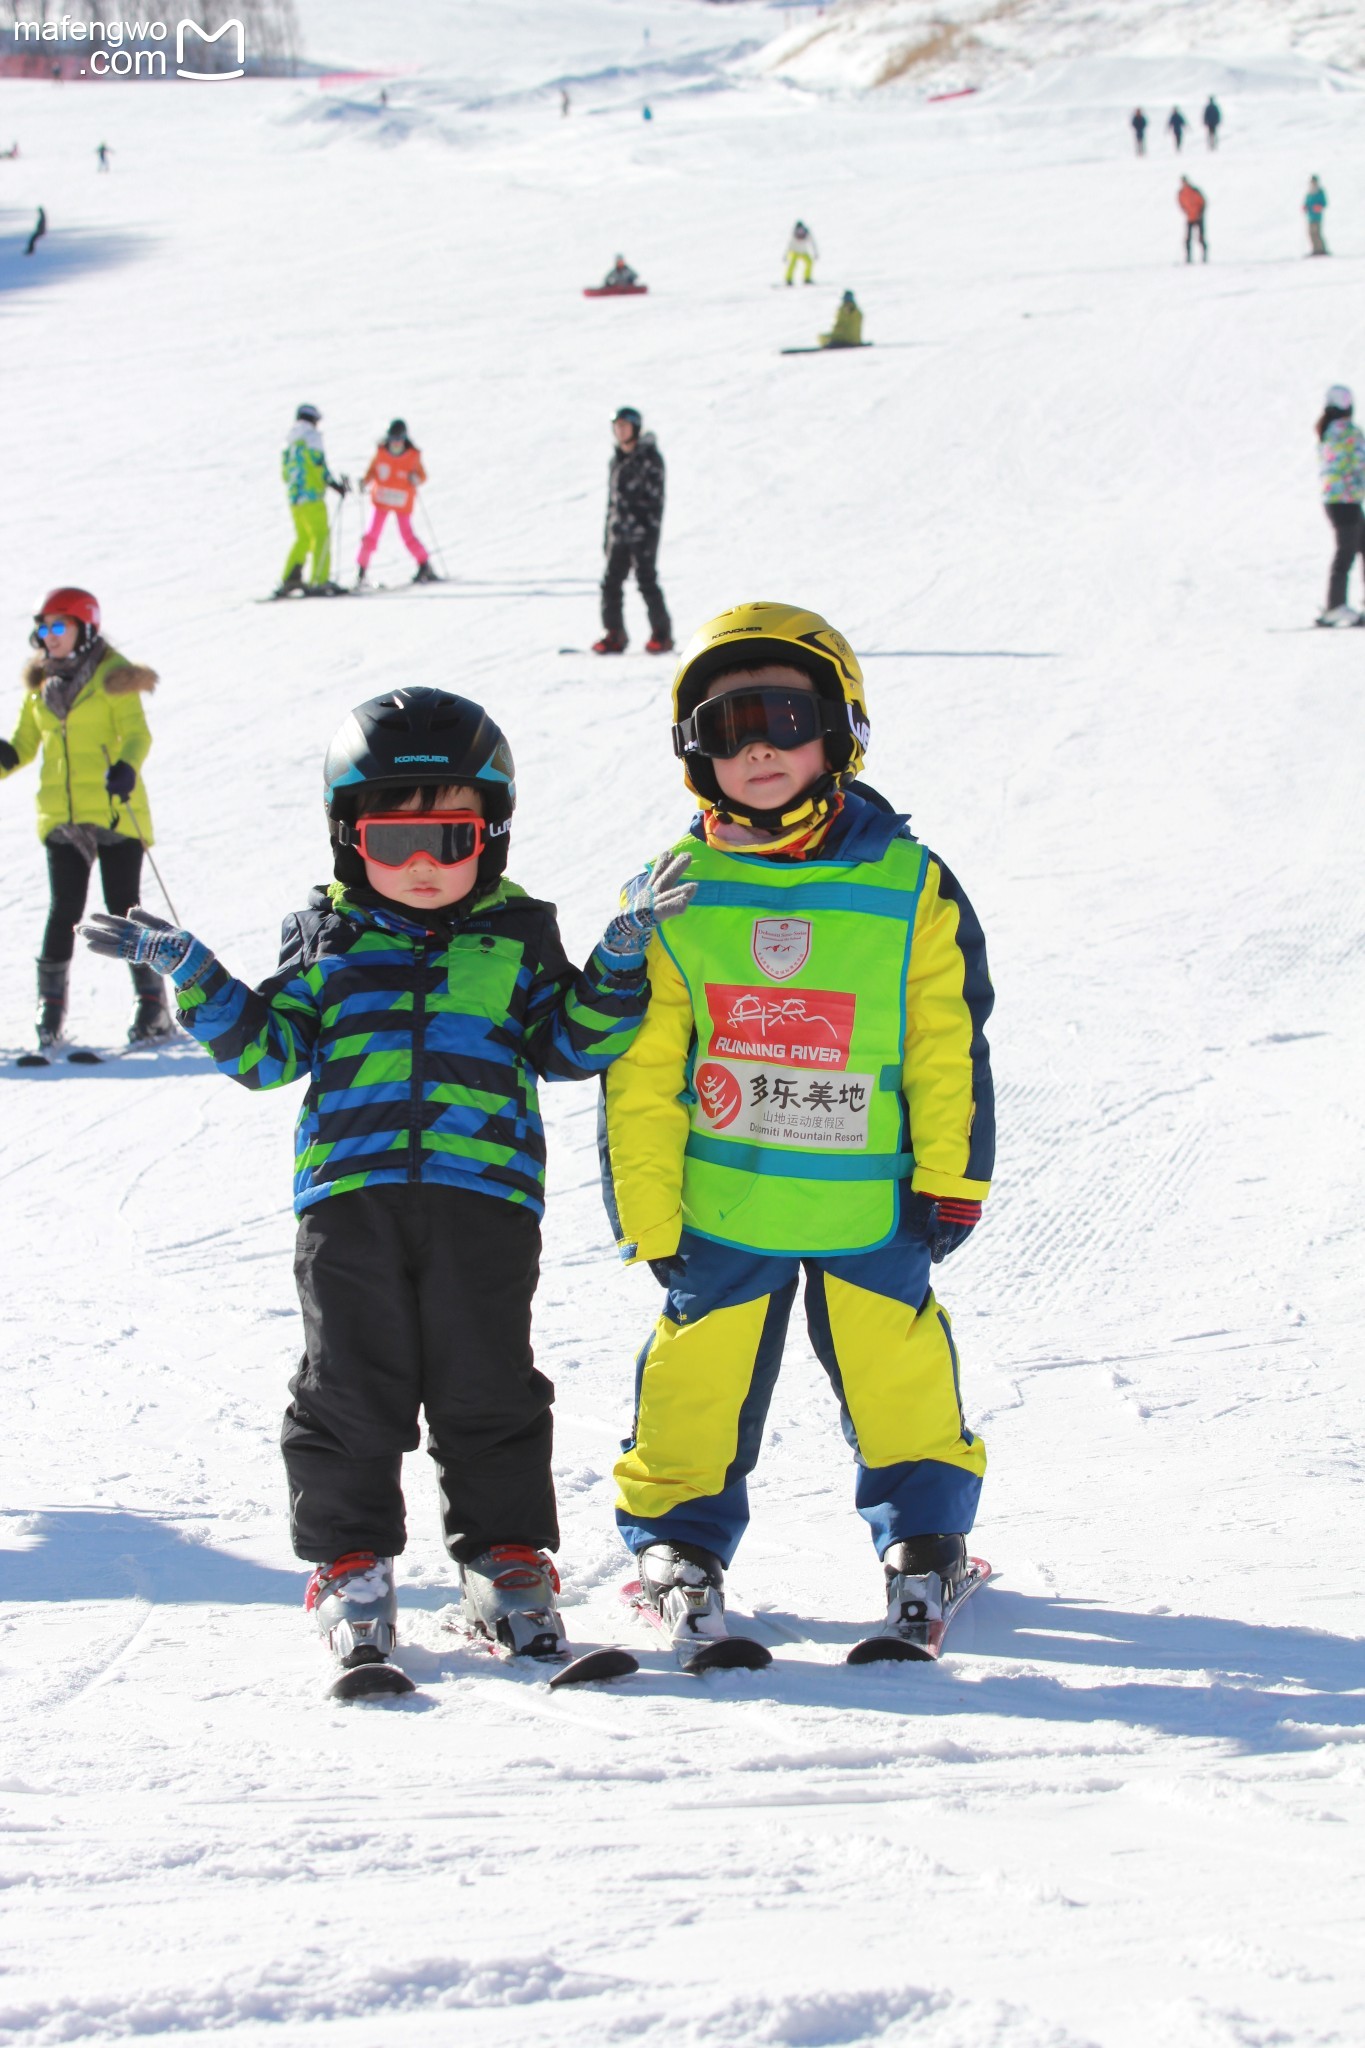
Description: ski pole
415,488,452,574
102,746,181,924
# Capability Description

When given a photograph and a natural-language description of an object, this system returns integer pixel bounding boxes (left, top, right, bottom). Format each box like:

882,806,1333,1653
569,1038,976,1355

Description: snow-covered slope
758,0,1365,97
1,3,1363,2043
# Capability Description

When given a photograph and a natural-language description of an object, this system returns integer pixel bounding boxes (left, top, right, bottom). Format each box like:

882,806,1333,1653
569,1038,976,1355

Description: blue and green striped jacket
177,880,649,1217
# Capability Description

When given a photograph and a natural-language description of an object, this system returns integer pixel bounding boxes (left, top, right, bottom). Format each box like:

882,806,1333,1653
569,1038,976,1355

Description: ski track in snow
1,1,1363,2043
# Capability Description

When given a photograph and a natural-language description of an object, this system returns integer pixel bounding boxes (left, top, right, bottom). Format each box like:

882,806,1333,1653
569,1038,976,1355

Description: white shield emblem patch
751,917,811,981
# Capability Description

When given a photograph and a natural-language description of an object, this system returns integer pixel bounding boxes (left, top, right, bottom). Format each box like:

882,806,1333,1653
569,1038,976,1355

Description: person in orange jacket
355,420,436,587
1178,176,1208,262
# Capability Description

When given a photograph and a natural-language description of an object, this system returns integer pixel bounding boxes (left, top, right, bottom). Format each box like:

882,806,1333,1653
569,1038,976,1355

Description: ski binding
846,1557,992,1665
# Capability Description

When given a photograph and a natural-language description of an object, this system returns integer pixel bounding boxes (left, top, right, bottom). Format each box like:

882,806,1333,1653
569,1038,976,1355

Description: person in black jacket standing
594,407,673,655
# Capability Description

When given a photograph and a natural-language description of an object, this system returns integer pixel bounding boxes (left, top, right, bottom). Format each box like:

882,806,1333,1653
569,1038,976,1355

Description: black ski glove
649,1256,684,1288
328,473,351,498
0,739,18,773
105,759,137,799
907,1191,982,1263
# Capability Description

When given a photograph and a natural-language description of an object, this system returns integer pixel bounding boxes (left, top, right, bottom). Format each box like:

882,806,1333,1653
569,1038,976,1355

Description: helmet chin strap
709,770,838,836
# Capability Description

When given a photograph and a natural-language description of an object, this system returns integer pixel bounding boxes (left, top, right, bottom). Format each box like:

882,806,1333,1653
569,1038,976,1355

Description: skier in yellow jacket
600,602,995,1661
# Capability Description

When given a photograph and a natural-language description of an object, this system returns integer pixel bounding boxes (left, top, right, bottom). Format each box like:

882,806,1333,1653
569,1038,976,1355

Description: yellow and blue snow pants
615,1220,986,1565
785,249,814,284
283,500,331,586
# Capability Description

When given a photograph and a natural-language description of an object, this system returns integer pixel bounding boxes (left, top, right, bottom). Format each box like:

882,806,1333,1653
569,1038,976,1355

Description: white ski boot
636,1542,771,1672
460,1544,567,1659
1315,605,1359,628
878,1535,966,1648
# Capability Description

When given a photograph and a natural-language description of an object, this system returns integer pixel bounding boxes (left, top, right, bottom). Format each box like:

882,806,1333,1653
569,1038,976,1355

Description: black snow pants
1184,218,1207,261
43,835,143,963
601,536,671,641
282,1183,558,1564
1325,502,1365,611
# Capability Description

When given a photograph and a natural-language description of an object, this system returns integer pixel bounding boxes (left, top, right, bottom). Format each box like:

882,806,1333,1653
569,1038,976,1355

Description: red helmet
36,586,100,631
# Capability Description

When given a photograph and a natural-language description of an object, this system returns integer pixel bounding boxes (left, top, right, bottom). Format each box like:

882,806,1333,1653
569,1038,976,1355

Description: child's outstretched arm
80,907,320,1087
521,851,695,1081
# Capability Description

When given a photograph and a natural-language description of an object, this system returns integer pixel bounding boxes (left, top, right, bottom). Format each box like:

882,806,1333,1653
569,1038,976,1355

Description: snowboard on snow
846,1558,992,1665
583,284,648,298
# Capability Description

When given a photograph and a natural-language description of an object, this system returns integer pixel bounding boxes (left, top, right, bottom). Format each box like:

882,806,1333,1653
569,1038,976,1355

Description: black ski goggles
672,687,845,762
351,811,485,870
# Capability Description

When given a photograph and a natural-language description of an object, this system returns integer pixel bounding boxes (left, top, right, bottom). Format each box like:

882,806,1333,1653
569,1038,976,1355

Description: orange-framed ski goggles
351,810,485,870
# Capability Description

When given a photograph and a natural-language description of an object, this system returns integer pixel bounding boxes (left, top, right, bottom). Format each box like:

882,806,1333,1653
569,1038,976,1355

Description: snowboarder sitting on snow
599,603,995,1663
78,686,694,1686
1304,176,1328,256
784,220,817,285
355,419,435,588
1315,383,1365,626
277,403,348,597
819,290,864,348
1178,177,1208,262
602,255,638,290
0,586,173,1054
595,405,673,656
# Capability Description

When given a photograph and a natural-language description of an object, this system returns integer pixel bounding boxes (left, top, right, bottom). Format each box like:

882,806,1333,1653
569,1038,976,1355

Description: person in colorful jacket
1315,383,1365,625
355,419,435,587
819,290,864,348
784,220,818,285
81,686,693,1684
276,402,349,597
599,603,995,1661
0,585,171,1052
1304,176,1328,256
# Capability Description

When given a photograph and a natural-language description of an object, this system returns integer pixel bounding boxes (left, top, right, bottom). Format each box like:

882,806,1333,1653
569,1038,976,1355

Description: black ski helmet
324,686,515,892
613,405,642,434
386,417,408,441
296,403,321,424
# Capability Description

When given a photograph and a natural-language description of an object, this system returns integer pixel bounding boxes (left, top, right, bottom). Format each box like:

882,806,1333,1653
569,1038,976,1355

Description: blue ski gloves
598,848,696,964
80,906,215,989
907,1191,982,1263
104,759,137,799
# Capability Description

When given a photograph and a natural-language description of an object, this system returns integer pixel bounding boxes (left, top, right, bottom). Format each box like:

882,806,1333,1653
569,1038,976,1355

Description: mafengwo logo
14,16,245,80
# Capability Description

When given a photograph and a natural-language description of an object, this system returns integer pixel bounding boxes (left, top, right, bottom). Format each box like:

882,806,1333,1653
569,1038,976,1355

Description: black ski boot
35,957,68,1050
273,564,304,599
637,1541,771,1671
127,962,176,1046
412,559,438,584
879,1535,967,1641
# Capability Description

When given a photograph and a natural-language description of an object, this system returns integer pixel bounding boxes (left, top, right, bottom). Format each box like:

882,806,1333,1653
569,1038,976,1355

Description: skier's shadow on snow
0,1508,300,1607
754,1589,1364,1752
1,1042,209,1080
0,216,148,295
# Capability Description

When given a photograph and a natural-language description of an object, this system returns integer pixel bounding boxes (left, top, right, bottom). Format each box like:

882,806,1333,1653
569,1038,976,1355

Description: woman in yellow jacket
600,603,995,1662
0,587,171,1053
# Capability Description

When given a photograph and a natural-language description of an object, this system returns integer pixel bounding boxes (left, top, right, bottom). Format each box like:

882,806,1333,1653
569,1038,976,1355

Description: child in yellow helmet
600,602,995,1666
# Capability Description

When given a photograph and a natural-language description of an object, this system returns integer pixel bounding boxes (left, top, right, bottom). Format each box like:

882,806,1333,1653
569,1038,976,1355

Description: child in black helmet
80,686,693,1693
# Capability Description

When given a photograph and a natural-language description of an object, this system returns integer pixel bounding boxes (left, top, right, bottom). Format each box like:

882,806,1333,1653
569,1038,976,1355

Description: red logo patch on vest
706,984,855,1071
695,1061,743,1129
751,917,811,981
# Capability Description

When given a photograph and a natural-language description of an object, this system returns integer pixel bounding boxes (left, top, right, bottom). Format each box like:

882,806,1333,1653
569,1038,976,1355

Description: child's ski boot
636,1542,771,1673
847,1534,990,1665
273,564,304,599
460,1544,568,1660
35,957,68,1049
306,1551,413,1699
412,559,438,583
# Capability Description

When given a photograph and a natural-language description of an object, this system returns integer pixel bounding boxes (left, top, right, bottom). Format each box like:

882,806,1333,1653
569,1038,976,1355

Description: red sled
583,284,649,298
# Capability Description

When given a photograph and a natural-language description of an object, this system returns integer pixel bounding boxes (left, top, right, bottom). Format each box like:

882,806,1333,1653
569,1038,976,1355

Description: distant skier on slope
1178,178,1208,262
95,142,111,170
819,289,864,347
1304,176,1328,256
601,254,638,289
355,420,436,588
0,586,172,1054
1202,97,1221,149
1314,383,1365,626
276,403,349,597
1167,107,1187,152
600,602,995,1667
23,205,45,256
594,405,672,655
784,220,818,285
78,687,691,1693
1131,108,1147,156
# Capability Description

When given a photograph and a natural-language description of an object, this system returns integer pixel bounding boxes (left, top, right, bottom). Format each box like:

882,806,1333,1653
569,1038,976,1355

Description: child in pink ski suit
356,421,435,585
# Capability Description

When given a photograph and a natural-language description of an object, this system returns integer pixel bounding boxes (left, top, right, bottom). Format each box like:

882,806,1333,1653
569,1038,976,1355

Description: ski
329,1654,416,1702
621,1579,772,1674
846,1558,992,1665
780,342,874,356
257,583,351,604
443,1616,639,1688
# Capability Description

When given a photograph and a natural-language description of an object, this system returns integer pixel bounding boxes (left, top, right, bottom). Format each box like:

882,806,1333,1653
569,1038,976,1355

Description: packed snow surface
1,2,1363,2043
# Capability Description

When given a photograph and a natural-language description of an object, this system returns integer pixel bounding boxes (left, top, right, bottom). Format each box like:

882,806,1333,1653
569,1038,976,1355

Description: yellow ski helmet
670,601,870,813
